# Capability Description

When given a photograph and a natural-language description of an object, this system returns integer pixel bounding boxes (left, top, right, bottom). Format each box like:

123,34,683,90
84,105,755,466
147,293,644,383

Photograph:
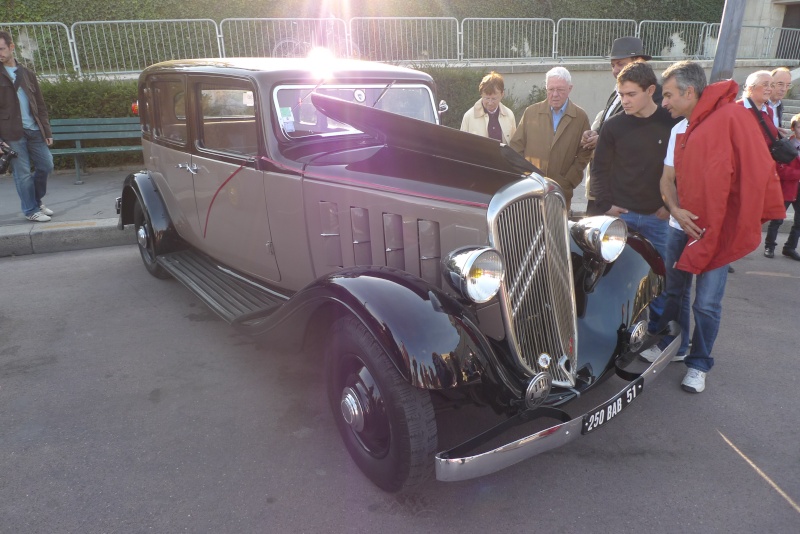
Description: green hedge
418,66,545,129
5,0,724,25
41,76,140,169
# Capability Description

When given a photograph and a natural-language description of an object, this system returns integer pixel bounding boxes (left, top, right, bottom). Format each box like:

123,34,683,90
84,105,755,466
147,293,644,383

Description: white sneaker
39,204,54,216
25,211,51,222
681,368,706,393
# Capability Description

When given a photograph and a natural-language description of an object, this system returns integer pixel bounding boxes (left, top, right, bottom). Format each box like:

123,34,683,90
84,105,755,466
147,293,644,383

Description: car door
147,76,204,243
188,75,281,282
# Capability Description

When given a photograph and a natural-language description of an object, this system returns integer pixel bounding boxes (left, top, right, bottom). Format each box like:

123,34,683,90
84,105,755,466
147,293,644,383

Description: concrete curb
0,218,136,258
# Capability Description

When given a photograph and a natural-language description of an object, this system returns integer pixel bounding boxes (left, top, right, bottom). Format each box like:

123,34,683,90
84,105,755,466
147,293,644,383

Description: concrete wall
489,59,799,122
744,0,791,27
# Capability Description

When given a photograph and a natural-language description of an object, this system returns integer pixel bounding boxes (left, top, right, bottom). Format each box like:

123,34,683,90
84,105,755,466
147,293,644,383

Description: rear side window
197,83,259,157
151,80,187,144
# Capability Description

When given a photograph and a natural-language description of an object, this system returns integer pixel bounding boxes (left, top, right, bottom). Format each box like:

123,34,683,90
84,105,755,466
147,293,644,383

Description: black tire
325,315,437,492
133,197,169,279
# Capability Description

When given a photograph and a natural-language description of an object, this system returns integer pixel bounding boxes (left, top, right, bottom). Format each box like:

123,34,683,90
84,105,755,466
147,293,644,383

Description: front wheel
325,315,437,492
133,197,169,279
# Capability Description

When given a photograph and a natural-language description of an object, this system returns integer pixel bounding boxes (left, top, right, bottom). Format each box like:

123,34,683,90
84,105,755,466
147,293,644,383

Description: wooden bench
50,117,143,184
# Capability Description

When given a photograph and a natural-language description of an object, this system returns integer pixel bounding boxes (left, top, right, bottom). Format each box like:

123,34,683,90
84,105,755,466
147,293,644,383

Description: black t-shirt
591,105,678,214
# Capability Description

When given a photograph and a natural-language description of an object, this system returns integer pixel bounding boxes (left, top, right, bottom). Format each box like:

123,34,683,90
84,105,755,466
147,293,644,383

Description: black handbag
747,98,799,164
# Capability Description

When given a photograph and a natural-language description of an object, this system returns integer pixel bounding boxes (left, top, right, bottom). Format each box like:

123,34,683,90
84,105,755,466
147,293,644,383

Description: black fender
248,266,518,393
118,171,182,256
572,232,665,380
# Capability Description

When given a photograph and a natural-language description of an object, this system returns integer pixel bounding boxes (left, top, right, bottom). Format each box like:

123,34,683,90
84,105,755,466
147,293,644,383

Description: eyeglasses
773,82,793,90
546,87,569,95
480,95,501,103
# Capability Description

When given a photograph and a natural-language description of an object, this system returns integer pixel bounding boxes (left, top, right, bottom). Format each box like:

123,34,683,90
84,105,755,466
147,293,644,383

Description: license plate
581,377,644,434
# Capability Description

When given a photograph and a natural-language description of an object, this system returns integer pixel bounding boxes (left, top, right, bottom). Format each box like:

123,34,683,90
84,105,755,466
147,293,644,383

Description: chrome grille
489,179,577,387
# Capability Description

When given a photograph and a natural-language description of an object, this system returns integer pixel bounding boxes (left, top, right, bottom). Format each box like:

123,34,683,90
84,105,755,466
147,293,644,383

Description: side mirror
438,100,449,115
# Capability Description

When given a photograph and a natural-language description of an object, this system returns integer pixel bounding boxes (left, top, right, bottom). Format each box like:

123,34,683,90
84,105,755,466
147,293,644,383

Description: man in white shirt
769,67,792,136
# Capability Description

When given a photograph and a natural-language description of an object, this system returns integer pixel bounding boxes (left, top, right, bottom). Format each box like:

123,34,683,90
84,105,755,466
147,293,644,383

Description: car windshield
273,84,437,138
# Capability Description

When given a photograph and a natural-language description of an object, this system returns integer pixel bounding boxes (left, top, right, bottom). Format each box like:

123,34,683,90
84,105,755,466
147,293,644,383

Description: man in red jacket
658,61,784,393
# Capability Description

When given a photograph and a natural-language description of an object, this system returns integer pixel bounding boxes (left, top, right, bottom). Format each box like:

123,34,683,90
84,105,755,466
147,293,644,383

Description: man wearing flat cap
582,37,660,213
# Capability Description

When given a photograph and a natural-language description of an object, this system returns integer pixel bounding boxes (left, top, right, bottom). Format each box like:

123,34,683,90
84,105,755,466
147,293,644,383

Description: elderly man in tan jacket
510,66,593,208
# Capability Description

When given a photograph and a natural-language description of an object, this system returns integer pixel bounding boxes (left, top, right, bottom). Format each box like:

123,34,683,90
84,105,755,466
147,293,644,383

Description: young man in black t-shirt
591,61,679,342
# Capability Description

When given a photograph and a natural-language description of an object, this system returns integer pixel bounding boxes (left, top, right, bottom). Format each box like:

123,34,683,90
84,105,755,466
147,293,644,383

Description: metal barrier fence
220,18,353,59
2,17,798,76
461,18,554,61
638,20,708,59
703,24,774,59
71,19,220,75
773,27,800,61
0,22,74,76
555,19,638,59
349,17,460,62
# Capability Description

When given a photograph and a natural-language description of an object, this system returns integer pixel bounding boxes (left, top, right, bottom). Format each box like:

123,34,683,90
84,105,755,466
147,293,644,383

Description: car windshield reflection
274,84,437,138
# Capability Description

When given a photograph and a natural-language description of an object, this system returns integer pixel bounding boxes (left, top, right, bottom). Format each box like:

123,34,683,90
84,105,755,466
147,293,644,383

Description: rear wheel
133,197,169,279
325,315,437,492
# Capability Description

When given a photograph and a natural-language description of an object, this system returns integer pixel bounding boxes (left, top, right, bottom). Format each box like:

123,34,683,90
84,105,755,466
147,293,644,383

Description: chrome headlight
570,216,627,262
443,247,505,303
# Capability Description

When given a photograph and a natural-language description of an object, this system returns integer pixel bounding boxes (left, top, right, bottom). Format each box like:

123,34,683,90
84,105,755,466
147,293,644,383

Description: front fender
251,266,511,391
118,172,181,256
574,232,664,378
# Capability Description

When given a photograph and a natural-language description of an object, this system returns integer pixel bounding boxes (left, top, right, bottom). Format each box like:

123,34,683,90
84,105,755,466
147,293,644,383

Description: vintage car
117,57,680,492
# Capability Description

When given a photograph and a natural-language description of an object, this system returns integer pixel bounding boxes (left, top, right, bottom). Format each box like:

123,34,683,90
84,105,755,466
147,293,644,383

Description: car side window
151,80,187,144
197,82,258,157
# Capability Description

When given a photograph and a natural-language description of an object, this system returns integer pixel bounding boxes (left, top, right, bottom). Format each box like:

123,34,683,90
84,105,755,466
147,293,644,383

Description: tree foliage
4,0,725,25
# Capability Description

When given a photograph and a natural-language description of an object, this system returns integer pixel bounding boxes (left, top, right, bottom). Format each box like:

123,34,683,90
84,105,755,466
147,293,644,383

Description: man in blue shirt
0,31,55,222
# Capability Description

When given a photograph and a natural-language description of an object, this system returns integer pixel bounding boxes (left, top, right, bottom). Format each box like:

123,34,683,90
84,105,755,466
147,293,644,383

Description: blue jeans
658,227,729,372
7,129,54,217
619,211,669,333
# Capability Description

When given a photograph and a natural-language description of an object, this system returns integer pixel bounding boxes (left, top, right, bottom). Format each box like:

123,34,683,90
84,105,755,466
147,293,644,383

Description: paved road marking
718,430,800,514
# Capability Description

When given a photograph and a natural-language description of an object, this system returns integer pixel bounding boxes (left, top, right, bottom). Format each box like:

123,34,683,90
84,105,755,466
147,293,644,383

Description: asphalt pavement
0,165,794,258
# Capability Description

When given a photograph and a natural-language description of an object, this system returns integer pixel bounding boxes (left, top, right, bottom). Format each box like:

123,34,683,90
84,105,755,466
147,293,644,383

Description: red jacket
776,155,800,202
673,80,785,274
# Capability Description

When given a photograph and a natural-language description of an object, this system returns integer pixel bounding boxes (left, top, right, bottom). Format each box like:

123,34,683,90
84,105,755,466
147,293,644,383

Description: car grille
489,180,577,387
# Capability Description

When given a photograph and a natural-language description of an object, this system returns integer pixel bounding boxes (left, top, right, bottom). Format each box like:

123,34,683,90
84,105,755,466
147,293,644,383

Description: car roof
141,57,435,85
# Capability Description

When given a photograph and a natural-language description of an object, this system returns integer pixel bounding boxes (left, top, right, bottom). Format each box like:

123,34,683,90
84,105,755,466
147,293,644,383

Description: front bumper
434,333,681,482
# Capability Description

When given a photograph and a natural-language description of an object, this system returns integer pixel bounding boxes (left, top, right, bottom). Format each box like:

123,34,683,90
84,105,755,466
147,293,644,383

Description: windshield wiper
292,79,326,116
372,80,396,108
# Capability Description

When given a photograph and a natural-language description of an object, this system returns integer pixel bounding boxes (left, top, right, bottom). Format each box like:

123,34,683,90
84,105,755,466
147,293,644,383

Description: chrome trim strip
434,335,681,482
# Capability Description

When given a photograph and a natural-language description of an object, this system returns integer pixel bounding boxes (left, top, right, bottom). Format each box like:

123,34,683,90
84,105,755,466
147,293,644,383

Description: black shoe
764,247,775,258
782,249,800,261
728,265,735,273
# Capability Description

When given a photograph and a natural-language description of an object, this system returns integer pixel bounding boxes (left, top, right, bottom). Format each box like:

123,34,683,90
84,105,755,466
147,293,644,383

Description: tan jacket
509,99,593,207
460,100,516,144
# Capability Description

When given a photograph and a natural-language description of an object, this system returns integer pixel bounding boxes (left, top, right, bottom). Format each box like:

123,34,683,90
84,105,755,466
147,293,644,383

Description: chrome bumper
434,334,681,482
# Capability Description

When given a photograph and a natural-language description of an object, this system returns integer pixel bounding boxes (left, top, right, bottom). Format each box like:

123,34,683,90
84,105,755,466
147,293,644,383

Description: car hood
310,93,539,177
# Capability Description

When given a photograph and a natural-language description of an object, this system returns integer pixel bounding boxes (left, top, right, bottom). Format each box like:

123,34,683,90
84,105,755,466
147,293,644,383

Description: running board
157,250,286,324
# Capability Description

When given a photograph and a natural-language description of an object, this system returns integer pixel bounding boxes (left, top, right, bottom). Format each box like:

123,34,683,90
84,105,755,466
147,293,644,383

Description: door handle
176,163,199,175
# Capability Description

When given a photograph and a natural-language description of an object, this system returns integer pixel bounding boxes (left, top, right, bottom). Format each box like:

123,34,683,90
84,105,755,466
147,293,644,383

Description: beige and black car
117,57,680,492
